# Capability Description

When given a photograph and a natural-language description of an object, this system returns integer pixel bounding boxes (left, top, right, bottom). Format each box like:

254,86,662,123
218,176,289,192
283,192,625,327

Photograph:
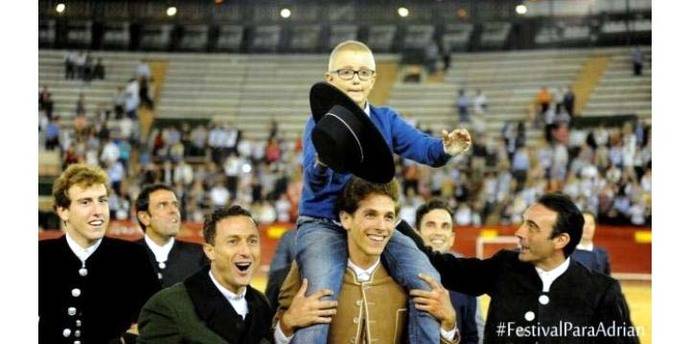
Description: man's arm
396,220,500,296
410,273,461,344
594,280,640,344
137,293,182,342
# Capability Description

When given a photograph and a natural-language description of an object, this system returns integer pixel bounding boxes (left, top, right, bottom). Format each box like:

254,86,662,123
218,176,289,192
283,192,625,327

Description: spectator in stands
113,86,126,119
75,92,86,115
93,57,105,80
39,85,54,119
536,86,553,115
139,76,155,110
75,50,87,80
138,206,273,343
456,89,471,122
563,86,576,117
83,52,93,83
472,89,487,115
572,211,611,275
632,46,644,76
64,50,77,79
294,40,472,343
415,199,483,344
440,41,452,73
135,183,206,288
424,40,440,75
44,117,61,151
125,78,140,120
189,124,208,157
39,164,160,343
136,59,151,80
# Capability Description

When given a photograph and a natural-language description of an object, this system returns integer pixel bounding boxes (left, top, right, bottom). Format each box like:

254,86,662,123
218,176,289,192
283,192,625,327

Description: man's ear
56,206,69,223
325,72,333,82
554,233,570,251
137,211,151,228
203,243,215,262
339,211,352,231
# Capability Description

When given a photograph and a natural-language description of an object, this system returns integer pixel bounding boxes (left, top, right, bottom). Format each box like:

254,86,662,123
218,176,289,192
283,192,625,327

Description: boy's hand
441,129,472,156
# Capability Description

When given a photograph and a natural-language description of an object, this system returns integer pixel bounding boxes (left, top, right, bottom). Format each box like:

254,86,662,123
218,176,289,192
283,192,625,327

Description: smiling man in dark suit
398,193,639,344
39,164,160,343
137,205,273,343
135,183,206,287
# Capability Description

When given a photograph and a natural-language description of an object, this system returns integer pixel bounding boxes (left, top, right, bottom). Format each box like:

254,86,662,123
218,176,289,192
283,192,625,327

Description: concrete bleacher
387,46,651,143
582,47,651,122
39,46,651,145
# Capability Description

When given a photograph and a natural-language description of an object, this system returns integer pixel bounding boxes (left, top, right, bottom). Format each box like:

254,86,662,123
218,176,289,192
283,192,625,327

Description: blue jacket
450,290,480,344
571,247,611,275
299,104,450,219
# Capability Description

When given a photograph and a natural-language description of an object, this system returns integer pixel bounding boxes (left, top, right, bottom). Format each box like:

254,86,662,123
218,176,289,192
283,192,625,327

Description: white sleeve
440,324,460,343
273,322,294,344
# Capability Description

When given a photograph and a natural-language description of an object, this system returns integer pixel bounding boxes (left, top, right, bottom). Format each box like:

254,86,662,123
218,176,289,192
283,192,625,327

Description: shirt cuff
440,324,460,343
274,322,294,344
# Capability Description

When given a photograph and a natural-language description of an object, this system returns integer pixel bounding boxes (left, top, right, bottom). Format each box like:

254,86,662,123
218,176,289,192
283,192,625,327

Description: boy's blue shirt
299,104,451,220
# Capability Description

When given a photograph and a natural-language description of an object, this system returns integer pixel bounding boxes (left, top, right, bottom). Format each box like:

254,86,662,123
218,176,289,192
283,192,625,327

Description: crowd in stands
39,65,650,229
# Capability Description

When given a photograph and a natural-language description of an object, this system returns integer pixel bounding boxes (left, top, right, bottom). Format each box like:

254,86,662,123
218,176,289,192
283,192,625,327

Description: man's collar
534,257,570,292
208,270,247,301
363,102,371,117
65,231,102,262
576,243,594,251
144,234,175,262
347,258,380,282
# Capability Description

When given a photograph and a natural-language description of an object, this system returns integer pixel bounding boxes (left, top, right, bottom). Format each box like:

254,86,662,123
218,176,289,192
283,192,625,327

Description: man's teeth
89,220,104,226
431,239,445,245
367,235,385,242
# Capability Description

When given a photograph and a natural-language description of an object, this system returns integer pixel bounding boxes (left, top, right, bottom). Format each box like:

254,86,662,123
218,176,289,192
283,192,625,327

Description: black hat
309,82,394,184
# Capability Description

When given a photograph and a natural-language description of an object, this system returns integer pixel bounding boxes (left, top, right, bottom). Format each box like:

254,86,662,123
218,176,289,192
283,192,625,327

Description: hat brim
309,82,395,184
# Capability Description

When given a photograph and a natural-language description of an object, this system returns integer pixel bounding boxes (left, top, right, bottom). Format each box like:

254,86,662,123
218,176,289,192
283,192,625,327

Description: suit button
74,341,81,344
159,262,166,269
75,330,81,338
157,273,163,280
75,320,81,327
356,299,362,306
353,317,359,324
71,288,81,297
68,307,77,316
62,328,71,337
524,311,535,321
539,295,550,305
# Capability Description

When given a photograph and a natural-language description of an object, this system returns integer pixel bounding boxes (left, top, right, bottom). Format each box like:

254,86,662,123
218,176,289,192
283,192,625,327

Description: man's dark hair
415,198,453,230
537,193,584,257
203,205,256,244
135,183,177,231
336,177,400,216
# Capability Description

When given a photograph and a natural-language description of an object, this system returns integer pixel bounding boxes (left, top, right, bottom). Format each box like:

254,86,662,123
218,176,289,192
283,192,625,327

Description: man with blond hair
39,163,160,343
294,40,473,343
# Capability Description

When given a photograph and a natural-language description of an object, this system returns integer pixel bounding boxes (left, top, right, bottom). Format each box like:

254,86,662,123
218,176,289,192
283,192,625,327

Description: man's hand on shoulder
410,273,457,331
441,128,472,156
280,279,338,336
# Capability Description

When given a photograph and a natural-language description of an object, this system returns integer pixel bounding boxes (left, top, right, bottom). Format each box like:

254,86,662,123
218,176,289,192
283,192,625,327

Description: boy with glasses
294,40,472,343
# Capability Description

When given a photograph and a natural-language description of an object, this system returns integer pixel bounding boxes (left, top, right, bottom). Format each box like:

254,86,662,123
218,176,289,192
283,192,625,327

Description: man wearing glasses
293,40,473,343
